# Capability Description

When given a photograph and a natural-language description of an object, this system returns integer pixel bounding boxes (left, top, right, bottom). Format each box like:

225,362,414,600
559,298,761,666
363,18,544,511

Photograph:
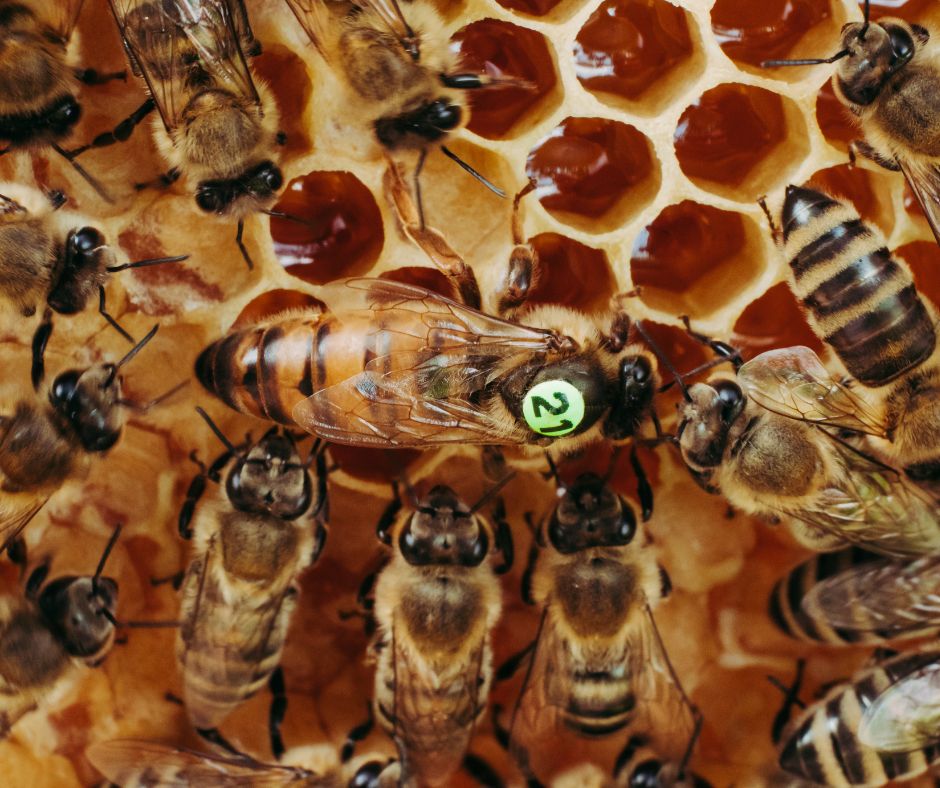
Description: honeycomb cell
527,234,616,313
527,117,659,231
815,81,857,148
732,282,823,361
866,0,934,20
329,444,423,483
233,290,325,327
380,266,455,299
271,172,383,286
573,0,695,112
675,84,805,199
252,45,313,157
451,20,559,139
806,163,890,228
897,241,940,310
711,0,834,70
630,202,761,319
492,0,562,17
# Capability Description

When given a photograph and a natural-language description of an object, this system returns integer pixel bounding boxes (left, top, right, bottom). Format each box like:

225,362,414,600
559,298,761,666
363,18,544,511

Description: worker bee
175,407,329,750
0,525,122,736
195,275,659,454
774,650,940,786
676,337,940,557
499,463,698,784
0,323,167,553
0,183,186,350
762,1,940,247
367,475,513,786
281,0,514,202
103,0,284,268
770,184,940,499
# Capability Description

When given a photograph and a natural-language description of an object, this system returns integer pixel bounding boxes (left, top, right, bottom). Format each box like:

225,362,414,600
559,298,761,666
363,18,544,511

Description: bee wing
281,0,332,59
898,157,940,248
294,279,560,446
859,660,940,753
738,346,888,437
108,0,261,136
86,739,321,786
0,496,50,553
790,436,940,558
46,0,86,42
225,0,260,56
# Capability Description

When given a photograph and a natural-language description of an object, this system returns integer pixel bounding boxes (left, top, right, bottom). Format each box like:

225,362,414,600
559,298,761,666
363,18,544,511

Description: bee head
38,574,118,661
226,428,314,519
49,364,124,452
677,380,746,471
48,226,111,314
836,19,926,106
399,485,489,567
374,99,463,147
603,355,656,441
43,94,83,139
348,760,389,788
195,160,284,215
548,472,636,554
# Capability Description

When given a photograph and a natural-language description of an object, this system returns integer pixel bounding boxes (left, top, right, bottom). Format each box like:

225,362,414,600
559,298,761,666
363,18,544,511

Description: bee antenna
633,320,691,403
50,142,115,205
195,407,244,457
398,473,420,509
106,254,189,273
303,439,327,469
115,324,159,370
469,471,516,514
860,0,870,36
260,208,320,229
440,146,506,198
761,49,850,68
92,524,123,596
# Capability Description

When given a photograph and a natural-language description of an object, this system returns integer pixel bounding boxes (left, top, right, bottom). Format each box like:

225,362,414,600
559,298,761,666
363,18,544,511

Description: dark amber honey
897,241,940,310
271,172,383,285
526,117,655,223
329,445,423,482
807,164,883,226
574,0,692,102
527,234,616,313
815,81,857,148
452,21,558,139
674,85,787,190
492,0,563,17
732,282,823,361
711,0,831,67
253,46,312,157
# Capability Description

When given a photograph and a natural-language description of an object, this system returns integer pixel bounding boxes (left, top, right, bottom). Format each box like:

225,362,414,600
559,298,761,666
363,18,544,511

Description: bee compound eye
260,164,284,193
72,227,102,254
195,187,226,213
888,25,915,61
427,100,462,131
713,380,744,421
49,96,81,131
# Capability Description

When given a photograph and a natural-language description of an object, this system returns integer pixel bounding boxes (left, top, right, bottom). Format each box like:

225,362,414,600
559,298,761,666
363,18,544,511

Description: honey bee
774,650,940,786
104,0,285,268
0,525,122,736
0,323,167,553
676,339,940,558
549,741,712,788
0,183,186,348
367,476,513,786
175,407,329,751
195,276,659,455
500,465,698,785
0,1,127,200
281,0,514,202
762,1,940,247
770,184,940,498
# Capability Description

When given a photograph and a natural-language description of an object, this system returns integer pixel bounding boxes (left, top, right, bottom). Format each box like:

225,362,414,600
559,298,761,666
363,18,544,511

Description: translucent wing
45,0,86,42
898,156,940,248
803,554,940,634
281,0,332,58
224,0,259,56
0,496,50,553
108,0,260,135
859,659,940,753
85,739,326,787
294,279,561,447
787,435,940,558
738,346,888,437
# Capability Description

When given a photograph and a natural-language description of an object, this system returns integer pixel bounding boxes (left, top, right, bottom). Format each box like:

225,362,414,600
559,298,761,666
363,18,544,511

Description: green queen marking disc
522,379,586,437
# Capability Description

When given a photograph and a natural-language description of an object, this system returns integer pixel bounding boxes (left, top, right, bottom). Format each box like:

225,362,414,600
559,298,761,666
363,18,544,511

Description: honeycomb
2,0,940,785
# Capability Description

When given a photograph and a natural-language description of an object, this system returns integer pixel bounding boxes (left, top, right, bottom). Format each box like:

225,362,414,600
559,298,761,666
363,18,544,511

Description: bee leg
462,753,505,788
268,666,287,761
679,315,742,370
490,705,542,787
65,98,155,159
98,286,134,344
339,569,379,635
134,168,181,192
495,640,535,682
179,452,210,540
848,139,901,171
340,704,375,762
767,659,806,744
234,219,255,270
496,180,539,319
196,727,250,761
757,196,782,245
30,311,53,391
74,67,127,85
491,498,514,575
630,445,654,522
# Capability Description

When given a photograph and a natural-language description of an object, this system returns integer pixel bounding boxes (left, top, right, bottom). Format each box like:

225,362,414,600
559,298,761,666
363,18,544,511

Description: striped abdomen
778,650,940,786
769,547,889,645
782,185,935,387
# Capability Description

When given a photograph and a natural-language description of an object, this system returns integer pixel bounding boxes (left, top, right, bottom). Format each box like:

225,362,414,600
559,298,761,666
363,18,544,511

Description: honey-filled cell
526,234,617,313
252,45,312,157
491,0,562,17
271,171,383,286
865,0,935,20
380,266,455,298
674,84,806,199
897,241,940,310
233,290,325,328
574,0,695,112
806,163,892,229
329,444,423,483
527,117,659,232
452,21,559,139
816,81,857,148
732,282,823,361
630,201,762,319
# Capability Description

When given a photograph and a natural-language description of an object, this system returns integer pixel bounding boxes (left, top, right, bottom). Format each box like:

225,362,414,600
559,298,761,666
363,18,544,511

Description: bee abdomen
563,675,635,737
195,318,320,424
783,186,935,387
